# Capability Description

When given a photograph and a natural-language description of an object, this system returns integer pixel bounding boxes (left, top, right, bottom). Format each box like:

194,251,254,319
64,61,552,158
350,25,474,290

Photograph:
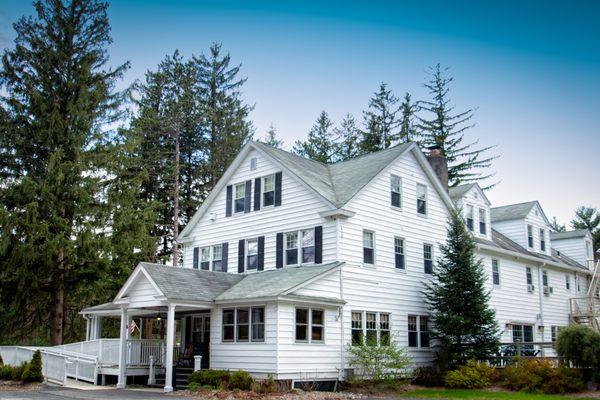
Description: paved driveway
0,386,188,400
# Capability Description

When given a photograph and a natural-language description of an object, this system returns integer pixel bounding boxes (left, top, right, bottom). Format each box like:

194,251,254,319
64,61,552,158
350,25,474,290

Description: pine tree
260,124,284,148
399,93,419,143
550,216,566,232
334,114,361,161
571,206,600,252
359,83,401,153
423,210,500,368
293,110,337,163
417,64,497,188
0,0,128,344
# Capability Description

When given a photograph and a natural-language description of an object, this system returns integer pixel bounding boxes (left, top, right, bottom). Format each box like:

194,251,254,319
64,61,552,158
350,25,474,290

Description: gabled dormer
491,201,552,256
449,183,492,241
550,229,594,269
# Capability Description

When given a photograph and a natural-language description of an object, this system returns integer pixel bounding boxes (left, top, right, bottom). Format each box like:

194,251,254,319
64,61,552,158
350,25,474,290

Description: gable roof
448,183,491,205
550,229,592,241
490,201,550,225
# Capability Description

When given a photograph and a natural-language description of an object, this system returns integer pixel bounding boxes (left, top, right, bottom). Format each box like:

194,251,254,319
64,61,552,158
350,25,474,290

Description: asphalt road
0,386,185,400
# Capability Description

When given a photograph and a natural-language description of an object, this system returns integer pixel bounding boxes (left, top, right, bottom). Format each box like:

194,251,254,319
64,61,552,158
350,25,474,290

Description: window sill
394,268,407,273
293,341,326,345
362,263,376,268
417,212,428,219
390,206,403,212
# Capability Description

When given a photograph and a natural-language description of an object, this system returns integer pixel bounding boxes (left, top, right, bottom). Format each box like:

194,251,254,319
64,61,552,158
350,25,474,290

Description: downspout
537,264,545,356
339,263,345,381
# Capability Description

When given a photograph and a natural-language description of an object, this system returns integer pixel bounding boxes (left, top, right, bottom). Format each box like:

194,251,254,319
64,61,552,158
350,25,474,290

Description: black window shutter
222,242,229,272
314,226,323,264
257,236,265,271
276,232,283,269
226,185,233,217
274,172,282,206
244,180,252,213
193,247,199,269
254,177,261,211
238,239,245,273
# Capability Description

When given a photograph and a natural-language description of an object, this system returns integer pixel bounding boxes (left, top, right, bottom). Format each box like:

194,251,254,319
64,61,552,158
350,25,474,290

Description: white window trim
527,225,534,249
234,182,246,214
408,314,430,349
283,228,316,267
394,236,406,271
565,274,571,291
390,174,402,210
350,310,391,347
294,307,325,344
200,244,224,271
362,230,376,266
492,258,500,286
261,174,276,208
423,243,433,274
221,306,266,343
244,238,259,272
466,204,474,231
416,183,428,216
479,207,487,235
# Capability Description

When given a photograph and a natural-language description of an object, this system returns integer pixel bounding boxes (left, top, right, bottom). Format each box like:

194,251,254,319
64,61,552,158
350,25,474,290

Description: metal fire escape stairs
569,259,600,332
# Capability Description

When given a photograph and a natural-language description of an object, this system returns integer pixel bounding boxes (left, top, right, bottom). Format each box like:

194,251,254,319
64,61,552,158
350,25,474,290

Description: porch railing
127,339,165,366
52,338,165,367
569,296,600,317
0,346,69,385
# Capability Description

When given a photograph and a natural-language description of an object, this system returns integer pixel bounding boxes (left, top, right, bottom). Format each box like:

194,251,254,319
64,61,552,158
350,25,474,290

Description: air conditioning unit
527,284,535,293
543,286,553,295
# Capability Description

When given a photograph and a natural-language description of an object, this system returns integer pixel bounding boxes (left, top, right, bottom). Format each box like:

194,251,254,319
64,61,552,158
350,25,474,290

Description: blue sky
1,0,599,224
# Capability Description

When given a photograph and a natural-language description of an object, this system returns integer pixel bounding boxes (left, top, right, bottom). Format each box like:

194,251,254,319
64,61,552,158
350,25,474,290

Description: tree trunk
50,248,65,345
172,133,180,267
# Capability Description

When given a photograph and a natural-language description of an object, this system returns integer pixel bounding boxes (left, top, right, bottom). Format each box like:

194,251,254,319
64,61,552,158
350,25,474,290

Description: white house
76,141,598,391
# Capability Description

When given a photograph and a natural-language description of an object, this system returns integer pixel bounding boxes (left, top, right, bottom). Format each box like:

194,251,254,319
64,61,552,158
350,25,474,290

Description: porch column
164,304,176,393
85,317,91,341
117,307,128,389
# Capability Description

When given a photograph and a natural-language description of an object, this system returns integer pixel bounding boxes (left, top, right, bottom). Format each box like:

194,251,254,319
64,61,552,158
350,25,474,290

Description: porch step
174,366,195,390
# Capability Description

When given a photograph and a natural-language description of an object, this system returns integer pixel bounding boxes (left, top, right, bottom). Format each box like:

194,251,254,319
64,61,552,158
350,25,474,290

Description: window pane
286,232,298,248
394,238,404,254
252,307,265,323
213,245,222,260
312,326,323,342
237,308,249,324
408,332,418,347
523,325,533,342
263,175,274,192
223,309,235,325
201,247,210,261
263,191,274,206
212,260,223,271
312,310,324,326
302,229,315,247
296,308,308,324
252,324,265,341
296,325,308,341
286,249,298,265
363,248,374,264
363,231,374,248
247,239,258,255
237,325,249,341
223,326,234,341
302,246,315,263
391,175,401,193
352,329,362,346
247,254,258,269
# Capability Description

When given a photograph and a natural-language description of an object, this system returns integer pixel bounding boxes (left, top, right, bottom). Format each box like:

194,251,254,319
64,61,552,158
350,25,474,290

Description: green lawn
404,388,596,400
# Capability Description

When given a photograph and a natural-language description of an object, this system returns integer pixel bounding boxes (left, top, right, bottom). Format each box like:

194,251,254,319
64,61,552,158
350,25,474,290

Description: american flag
130,319,138,334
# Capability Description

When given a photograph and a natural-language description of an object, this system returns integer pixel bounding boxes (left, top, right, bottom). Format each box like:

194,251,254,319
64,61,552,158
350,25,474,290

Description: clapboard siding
123,276,159,303
552,237,593,268
455,186,492,241
493,219,527,249
181,148,336,272
524,205,552,256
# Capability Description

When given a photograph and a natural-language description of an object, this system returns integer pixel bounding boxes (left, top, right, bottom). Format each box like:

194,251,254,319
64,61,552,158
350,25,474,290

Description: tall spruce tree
423,210,500,368
334,114,361,161
260,124,284,148
0,0,129,344
571,206,600,252
359,83,401,153
417,64,496,188
293,110,337,164
399,93,419,143
550,216,566,232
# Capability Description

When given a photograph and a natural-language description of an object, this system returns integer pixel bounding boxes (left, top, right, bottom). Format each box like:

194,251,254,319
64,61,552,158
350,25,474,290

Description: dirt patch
0,381,44,392
169,388,369,400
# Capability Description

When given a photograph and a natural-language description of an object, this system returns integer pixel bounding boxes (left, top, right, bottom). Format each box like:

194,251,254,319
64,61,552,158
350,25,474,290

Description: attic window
250,158,257,170
535,210,539,216
473,191,479,199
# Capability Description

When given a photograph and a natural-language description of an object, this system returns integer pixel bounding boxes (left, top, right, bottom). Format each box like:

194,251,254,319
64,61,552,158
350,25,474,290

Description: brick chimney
426,146,448,191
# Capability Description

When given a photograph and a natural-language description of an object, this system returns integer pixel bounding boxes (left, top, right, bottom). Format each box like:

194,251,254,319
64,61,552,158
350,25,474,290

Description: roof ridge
491,200,538,210
329,141,413,167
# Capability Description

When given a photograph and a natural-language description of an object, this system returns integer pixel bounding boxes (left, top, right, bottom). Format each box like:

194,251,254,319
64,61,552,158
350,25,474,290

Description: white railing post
148,355,156,385
194,355,202,372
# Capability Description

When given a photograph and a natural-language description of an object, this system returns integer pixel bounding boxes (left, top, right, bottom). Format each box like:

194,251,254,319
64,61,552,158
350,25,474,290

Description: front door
191,315,210,369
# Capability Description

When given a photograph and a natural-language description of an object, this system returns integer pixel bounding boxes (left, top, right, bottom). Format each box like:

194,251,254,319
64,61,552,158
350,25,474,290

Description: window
250,157,257,170
512,324,533,343
351,311,390,346
565,274,571,290
295,308,324,343
263,174,275,207
408,315,429,348
526,266,533,288
200,247,210,270
423,243,433,274
417,184,427,215
527,225,534,248
479,208,487,234
542,270,549,289
234,183,246,213
363,231,375,264
285,232,298,265
246,239,258,270
551,326,559,342
466,205,474,231
540,228,546,251
301,229,315,263
390,175,402,208
212,244,223,271
222,307,265,342
492,259,500,285
394,237,405,269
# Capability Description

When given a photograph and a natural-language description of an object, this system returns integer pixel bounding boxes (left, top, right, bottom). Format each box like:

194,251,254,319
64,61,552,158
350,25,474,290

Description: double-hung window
527,225,534,248
423,243,433,274
526,266,534,291
351,311,390,346
390,175,402,208
200,247,211,270
234,183,246,213
263,174,275,207
301,229,315,263
285,232,298,265
492,259,500,285
565,274,571,290
283,229,315,266
539,228,546,252
408,315,429,348
512,324,534,354
212,244,223,271
542,270,549,292
222,307,265,342
417,184,427,215
295,308,324,343
363,230,375,264
246,238,258,270
479,208,487,234
394,237,405,269
466,205,474,231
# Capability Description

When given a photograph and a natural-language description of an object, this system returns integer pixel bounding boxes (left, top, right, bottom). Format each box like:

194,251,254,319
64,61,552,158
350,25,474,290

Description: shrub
188,370,230,389
11,362,27,381
22,350,43,383
412,366,445,387
556,325,600,378
252,374,276,393
502,359,584,394
0,353,3,366
187,382,200,391
229,370,253,391
347,336,411,380
0,365,15,380
444,360,496,389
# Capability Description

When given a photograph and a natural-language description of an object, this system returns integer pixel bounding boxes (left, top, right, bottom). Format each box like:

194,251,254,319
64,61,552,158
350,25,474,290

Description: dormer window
390,175,402,208
263,175,275,207
539,228,546,252
479,208,487,235
234,183,246,213
417,184,427,215
466,205,474,231
527,225,534,248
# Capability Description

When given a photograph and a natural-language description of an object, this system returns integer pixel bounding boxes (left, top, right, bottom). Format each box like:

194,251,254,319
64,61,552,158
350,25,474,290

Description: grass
404,388,597,400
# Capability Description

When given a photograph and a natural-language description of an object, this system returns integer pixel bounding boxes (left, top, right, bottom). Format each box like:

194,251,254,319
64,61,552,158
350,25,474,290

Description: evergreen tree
571,206,600,252
399,93,419,143
293,110,337,163
550,216,566,232
417,64,497,188
423,210,500,368
334,114,361,161
0,0,128,344
359,83,401,153
260,124,284,148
